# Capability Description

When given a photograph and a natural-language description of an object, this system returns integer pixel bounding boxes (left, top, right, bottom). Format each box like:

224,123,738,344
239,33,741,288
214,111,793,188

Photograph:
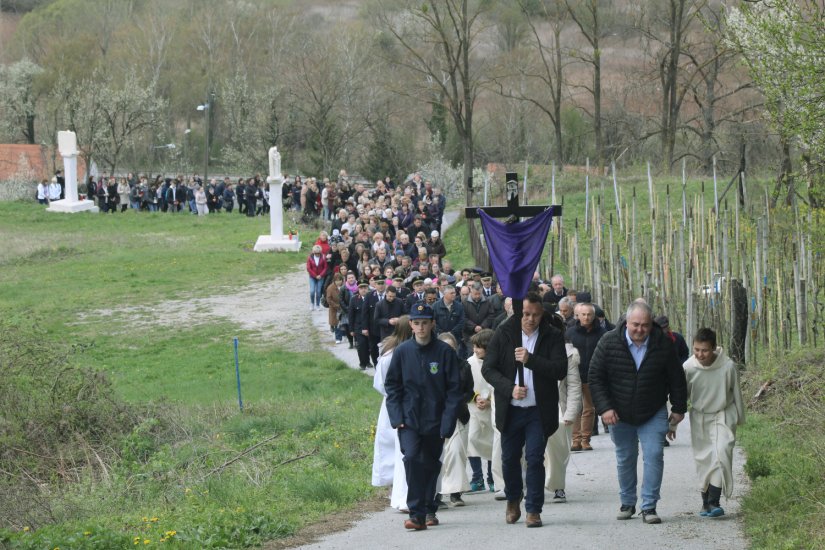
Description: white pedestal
253,235,302,252
47,199,99,214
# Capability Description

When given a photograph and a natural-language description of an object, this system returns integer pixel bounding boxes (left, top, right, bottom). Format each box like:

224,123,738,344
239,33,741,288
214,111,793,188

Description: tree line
0,0,821,207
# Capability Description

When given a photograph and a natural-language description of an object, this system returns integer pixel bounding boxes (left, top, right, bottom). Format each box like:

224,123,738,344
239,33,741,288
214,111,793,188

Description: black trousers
368,333,380,366
355,333,371,367
398,429,443,519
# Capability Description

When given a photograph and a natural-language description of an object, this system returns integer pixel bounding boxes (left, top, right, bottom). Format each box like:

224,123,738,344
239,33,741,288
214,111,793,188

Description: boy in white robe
668,328,745,517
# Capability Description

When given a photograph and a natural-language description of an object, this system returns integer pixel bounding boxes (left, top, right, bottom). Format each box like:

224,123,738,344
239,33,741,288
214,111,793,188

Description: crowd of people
310,217,744,533
35,168,449,228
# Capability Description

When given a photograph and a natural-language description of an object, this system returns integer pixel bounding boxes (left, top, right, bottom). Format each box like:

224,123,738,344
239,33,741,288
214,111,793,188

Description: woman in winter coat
306,244,328,311
117,178,130,212
326,273,343,341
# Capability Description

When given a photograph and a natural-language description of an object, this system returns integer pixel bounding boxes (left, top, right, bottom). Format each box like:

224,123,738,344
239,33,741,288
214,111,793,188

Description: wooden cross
464,172,562,388
464,172,562,223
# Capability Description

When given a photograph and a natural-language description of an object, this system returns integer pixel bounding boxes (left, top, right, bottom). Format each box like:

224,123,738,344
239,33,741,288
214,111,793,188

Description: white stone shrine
46,131,98,214
253,146,301,252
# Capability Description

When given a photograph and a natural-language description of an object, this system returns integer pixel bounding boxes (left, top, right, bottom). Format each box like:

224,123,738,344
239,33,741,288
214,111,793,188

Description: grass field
0,203,383,549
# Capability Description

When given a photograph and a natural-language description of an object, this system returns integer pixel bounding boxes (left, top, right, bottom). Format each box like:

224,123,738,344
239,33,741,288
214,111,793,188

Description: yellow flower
142,517,149,522
83,531,92,536
184,488,191,494
150,517,159,522
22,526,30,532
165,530,177,537
144,539,151,544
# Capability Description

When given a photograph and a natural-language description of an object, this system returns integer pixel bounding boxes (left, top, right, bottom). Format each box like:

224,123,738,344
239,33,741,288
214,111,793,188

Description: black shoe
641,509,661,524
616,505,635,520
449,493,465,507
434,496,448,509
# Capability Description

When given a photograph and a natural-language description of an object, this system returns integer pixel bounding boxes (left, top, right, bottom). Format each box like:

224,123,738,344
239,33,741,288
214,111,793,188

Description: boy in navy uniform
385,303,463,530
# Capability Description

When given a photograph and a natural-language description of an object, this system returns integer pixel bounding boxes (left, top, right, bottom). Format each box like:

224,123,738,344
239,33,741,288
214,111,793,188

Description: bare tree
492,0,569,168
636,0,705,172
378,0,489,264
565,0,613,168
681,3,757,174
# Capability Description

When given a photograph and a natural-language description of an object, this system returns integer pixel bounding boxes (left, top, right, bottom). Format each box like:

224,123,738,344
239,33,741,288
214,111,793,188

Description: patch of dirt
74,266,316,352
260,495,388,550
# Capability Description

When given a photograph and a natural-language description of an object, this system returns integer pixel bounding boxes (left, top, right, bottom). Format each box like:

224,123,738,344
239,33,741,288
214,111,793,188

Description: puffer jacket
588,322,687,426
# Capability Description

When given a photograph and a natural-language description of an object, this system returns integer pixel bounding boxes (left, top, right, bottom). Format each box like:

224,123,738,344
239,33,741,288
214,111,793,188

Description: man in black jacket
462,283,494,352
482,292,568,529
588,300,688,525
348,279,372,369
366,279,388,365
566,302,607,451
374,285,404,341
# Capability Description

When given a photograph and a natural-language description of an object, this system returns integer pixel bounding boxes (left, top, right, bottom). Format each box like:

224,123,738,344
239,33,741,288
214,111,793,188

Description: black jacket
462,297,494,344
566,322,607,383
481,315,568,438
385,337,462,437
348,293,370,333
432,299,465,345
588,323,688,426
374,297,405,340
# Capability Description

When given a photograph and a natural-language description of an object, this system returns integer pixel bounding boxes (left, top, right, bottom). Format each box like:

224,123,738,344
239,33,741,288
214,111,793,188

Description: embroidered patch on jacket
429,362,439,374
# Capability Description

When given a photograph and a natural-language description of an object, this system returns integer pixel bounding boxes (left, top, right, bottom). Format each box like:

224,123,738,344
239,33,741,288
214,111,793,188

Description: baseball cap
409,303,434,320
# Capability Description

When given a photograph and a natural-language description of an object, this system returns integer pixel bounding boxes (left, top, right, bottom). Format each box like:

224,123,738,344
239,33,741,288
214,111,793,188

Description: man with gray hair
588,300,688,524
557,297,575,327
542,275,568,309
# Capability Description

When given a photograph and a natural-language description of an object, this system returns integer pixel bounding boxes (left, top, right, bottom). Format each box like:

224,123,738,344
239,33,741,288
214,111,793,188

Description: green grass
738,347,825,549
0,202,382,549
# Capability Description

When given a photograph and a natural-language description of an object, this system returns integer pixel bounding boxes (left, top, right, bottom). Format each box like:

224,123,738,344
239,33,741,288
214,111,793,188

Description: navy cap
409,303,434,320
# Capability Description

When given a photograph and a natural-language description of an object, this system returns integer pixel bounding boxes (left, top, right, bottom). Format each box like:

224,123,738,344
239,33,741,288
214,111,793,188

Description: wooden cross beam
464,172,562,222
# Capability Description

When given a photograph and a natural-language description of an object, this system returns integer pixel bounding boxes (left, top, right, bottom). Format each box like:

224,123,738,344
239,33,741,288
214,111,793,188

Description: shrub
0,319,139,528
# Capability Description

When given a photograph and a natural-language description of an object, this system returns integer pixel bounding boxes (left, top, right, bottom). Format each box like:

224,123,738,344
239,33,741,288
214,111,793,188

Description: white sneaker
494,490,507,501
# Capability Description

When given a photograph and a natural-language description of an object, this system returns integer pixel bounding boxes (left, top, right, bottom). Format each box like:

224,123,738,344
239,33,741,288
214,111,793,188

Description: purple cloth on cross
477,207,555,299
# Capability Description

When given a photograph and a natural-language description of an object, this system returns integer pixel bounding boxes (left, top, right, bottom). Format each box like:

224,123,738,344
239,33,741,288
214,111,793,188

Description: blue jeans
501,405,547,513
308,277,323,307
610,406,668,511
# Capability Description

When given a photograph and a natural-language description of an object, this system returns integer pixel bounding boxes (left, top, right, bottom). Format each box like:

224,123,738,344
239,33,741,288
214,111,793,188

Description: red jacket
306,253,328,278
314,238,331,256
